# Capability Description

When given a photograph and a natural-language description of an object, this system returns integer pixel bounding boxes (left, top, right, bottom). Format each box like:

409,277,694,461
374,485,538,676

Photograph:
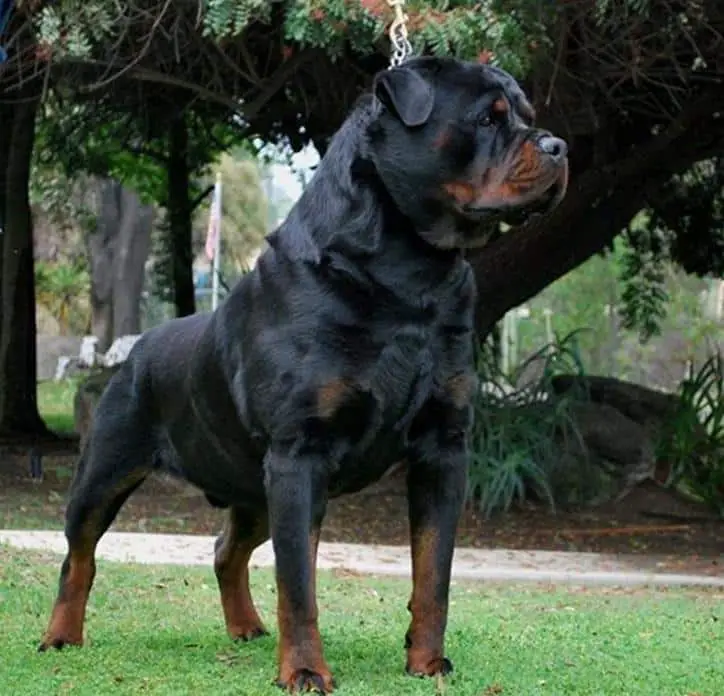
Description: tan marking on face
441,181,476,205
317,378,354,419
508,139,545,182
492,98,508,115
442,134,567,212
432,127,452,151
443,170,521,209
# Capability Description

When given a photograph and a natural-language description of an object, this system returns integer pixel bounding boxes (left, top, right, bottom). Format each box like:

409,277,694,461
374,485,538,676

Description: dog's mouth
457,161,568,226
441,140,570,228
497,172,567,226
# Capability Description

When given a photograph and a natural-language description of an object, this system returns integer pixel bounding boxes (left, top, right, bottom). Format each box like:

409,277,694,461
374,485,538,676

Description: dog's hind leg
214,506,269,641
39,384,155,651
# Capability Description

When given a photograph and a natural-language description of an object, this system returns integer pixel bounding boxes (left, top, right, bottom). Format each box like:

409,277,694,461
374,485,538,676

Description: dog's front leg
265,447,334,693
405,434,467,678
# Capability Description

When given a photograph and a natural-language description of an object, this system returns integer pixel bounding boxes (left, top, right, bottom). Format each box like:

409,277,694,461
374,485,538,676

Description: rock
73,367,121,447
550,374,679,426
550,374,708,488
36,335,83,381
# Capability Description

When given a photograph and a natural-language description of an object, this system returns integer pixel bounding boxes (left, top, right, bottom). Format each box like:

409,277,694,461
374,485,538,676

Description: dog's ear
373,67,434,127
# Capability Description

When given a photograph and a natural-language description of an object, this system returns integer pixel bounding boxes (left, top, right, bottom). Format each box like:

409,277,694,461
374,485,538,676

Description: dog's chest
315,321,454,475
362,324,436,422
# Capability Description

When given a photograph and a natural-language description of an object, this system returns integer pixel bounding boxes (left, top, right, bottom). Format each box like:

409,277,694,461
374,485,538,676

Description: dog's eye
478,114,493,128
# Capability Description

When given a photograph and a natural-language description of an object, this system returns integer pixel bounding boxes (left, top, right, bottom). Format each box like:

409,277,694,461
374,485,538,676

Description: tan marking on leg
215,512,269,641
41,551,95,649
406,527,449,676
275,525,334,692
40,469,149,651
445,373,477,409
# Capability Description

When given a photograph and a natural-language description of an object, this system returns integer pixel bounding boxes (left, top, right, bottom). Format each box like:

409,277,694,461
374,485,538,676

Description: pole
211,172,222,311
501,312,510,375
510,310,519,370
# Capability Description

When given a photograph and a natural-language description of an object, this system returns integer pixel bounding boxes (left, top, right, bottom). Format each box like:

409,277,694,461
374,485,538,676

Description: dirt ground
1,452,721,574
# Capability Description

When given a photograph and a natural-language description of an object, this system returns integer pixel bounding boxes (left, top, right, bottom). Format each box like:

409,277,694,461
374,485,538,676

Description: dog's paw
230,625,269,642
405,656,453,678
275,668,336,693
37,635,82,652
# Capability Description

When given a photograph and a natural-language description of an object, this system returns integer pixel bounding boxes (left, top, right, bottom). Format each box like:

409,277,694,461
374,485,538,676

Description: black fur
40,56,568,693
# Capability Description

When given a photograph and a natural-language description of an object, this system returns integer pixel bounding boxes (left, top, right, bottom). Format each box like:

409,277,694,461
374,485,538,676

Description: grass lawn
37,379,78,435
1,546,722,696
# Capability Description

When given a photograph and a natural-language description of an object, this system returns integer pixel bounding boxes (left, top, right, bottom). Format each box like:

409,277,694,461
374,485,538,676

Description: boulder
73,367,121,447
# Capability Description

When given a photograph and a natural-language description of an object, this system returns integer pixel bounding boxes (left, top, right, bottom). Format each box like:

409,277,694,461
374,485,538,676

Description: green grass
37,379,78,434
1,547,722,695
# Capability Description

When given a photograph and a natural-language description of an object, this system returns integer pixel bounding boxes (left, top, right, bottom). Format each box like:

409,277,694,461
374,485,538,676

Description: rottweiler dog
39,56,568,692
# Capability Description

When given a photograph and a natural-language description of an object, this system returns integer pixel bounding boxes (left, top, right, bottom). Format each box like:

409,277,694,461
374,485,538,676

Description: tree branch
190,183,214,211
470,87,724,336
240,48,318,121
125,143,168,164
64,47,317,124
70,60,245,114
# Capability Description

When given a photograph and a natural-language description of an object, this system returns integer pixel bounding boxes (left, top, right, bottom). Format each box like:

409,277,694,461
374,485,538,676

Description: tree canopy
1,0,723,438
3,1,723,316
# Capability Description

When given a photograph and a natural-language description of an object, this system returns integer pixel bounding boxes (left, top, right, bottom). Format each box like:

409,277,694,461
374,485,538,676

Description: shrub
467,331,592,518
35,260,90,334
660,352,724,516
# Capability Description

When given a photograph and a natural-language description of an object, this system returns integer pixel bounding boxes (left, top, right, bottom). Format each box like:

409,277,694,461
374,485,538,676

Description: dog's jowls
39,56,568,693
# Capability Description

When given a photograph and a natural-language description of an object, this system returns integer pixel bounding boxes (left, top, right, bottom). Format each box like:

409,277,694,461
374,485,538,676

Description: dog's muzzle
444,132,569,225
526,133,568,214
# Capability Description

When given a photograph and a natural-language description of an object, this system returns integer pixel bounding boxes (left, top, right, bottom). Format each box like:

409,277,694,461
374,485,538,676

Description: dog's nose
538,135,567,161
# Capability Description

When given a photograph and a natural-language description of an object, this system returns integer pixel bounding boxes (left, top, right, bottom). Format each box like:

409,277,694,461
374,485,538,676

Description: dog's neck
267,100,465,298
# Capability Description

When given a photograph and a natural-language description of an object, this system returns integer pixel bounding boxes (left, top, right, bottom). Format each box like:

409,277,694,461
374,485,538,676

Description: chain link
386,0,412,68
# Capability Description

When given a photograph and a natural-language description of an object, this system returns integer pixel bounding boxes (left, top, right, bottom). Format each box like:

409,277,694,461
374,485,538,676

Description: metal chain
387,0,412,68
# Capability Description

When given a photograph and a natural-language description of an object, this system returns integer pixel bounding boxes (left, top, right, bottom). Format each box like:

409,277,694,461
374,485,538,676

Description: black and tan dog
39,56,568,692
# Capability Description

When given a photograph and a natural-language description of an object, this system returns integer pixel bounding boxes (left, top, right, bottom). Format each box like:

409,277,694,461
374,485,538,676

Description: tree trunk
89,179,118,351
88,178,154,352
0,96,47,436
0,101,10,331
112,186,153,338
167,114,195,317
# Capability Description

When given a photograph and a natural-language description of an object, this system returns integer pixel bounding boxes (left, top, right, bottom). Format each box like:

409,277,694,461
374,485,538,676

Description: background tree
210,151,271,272
0,84,45,436
149,148,272,314
34,89,250,320
33,98,159,349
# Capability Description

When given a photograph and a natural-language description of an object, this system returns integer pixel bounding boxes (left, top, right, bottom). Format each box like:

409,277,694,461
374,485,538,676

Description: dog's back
83,313,216,474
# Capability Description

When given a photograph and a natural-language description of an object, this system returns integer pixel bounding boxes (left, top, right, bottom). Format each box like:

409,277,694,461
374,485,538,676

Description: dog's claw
405,656,453,678
231,626,269,642
38,637,80,652
276,668,335,693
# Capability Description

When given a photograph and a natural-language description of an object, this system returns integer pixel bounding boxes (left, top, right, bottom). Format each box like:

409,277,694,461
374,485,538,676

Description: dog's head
367,56,568,248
